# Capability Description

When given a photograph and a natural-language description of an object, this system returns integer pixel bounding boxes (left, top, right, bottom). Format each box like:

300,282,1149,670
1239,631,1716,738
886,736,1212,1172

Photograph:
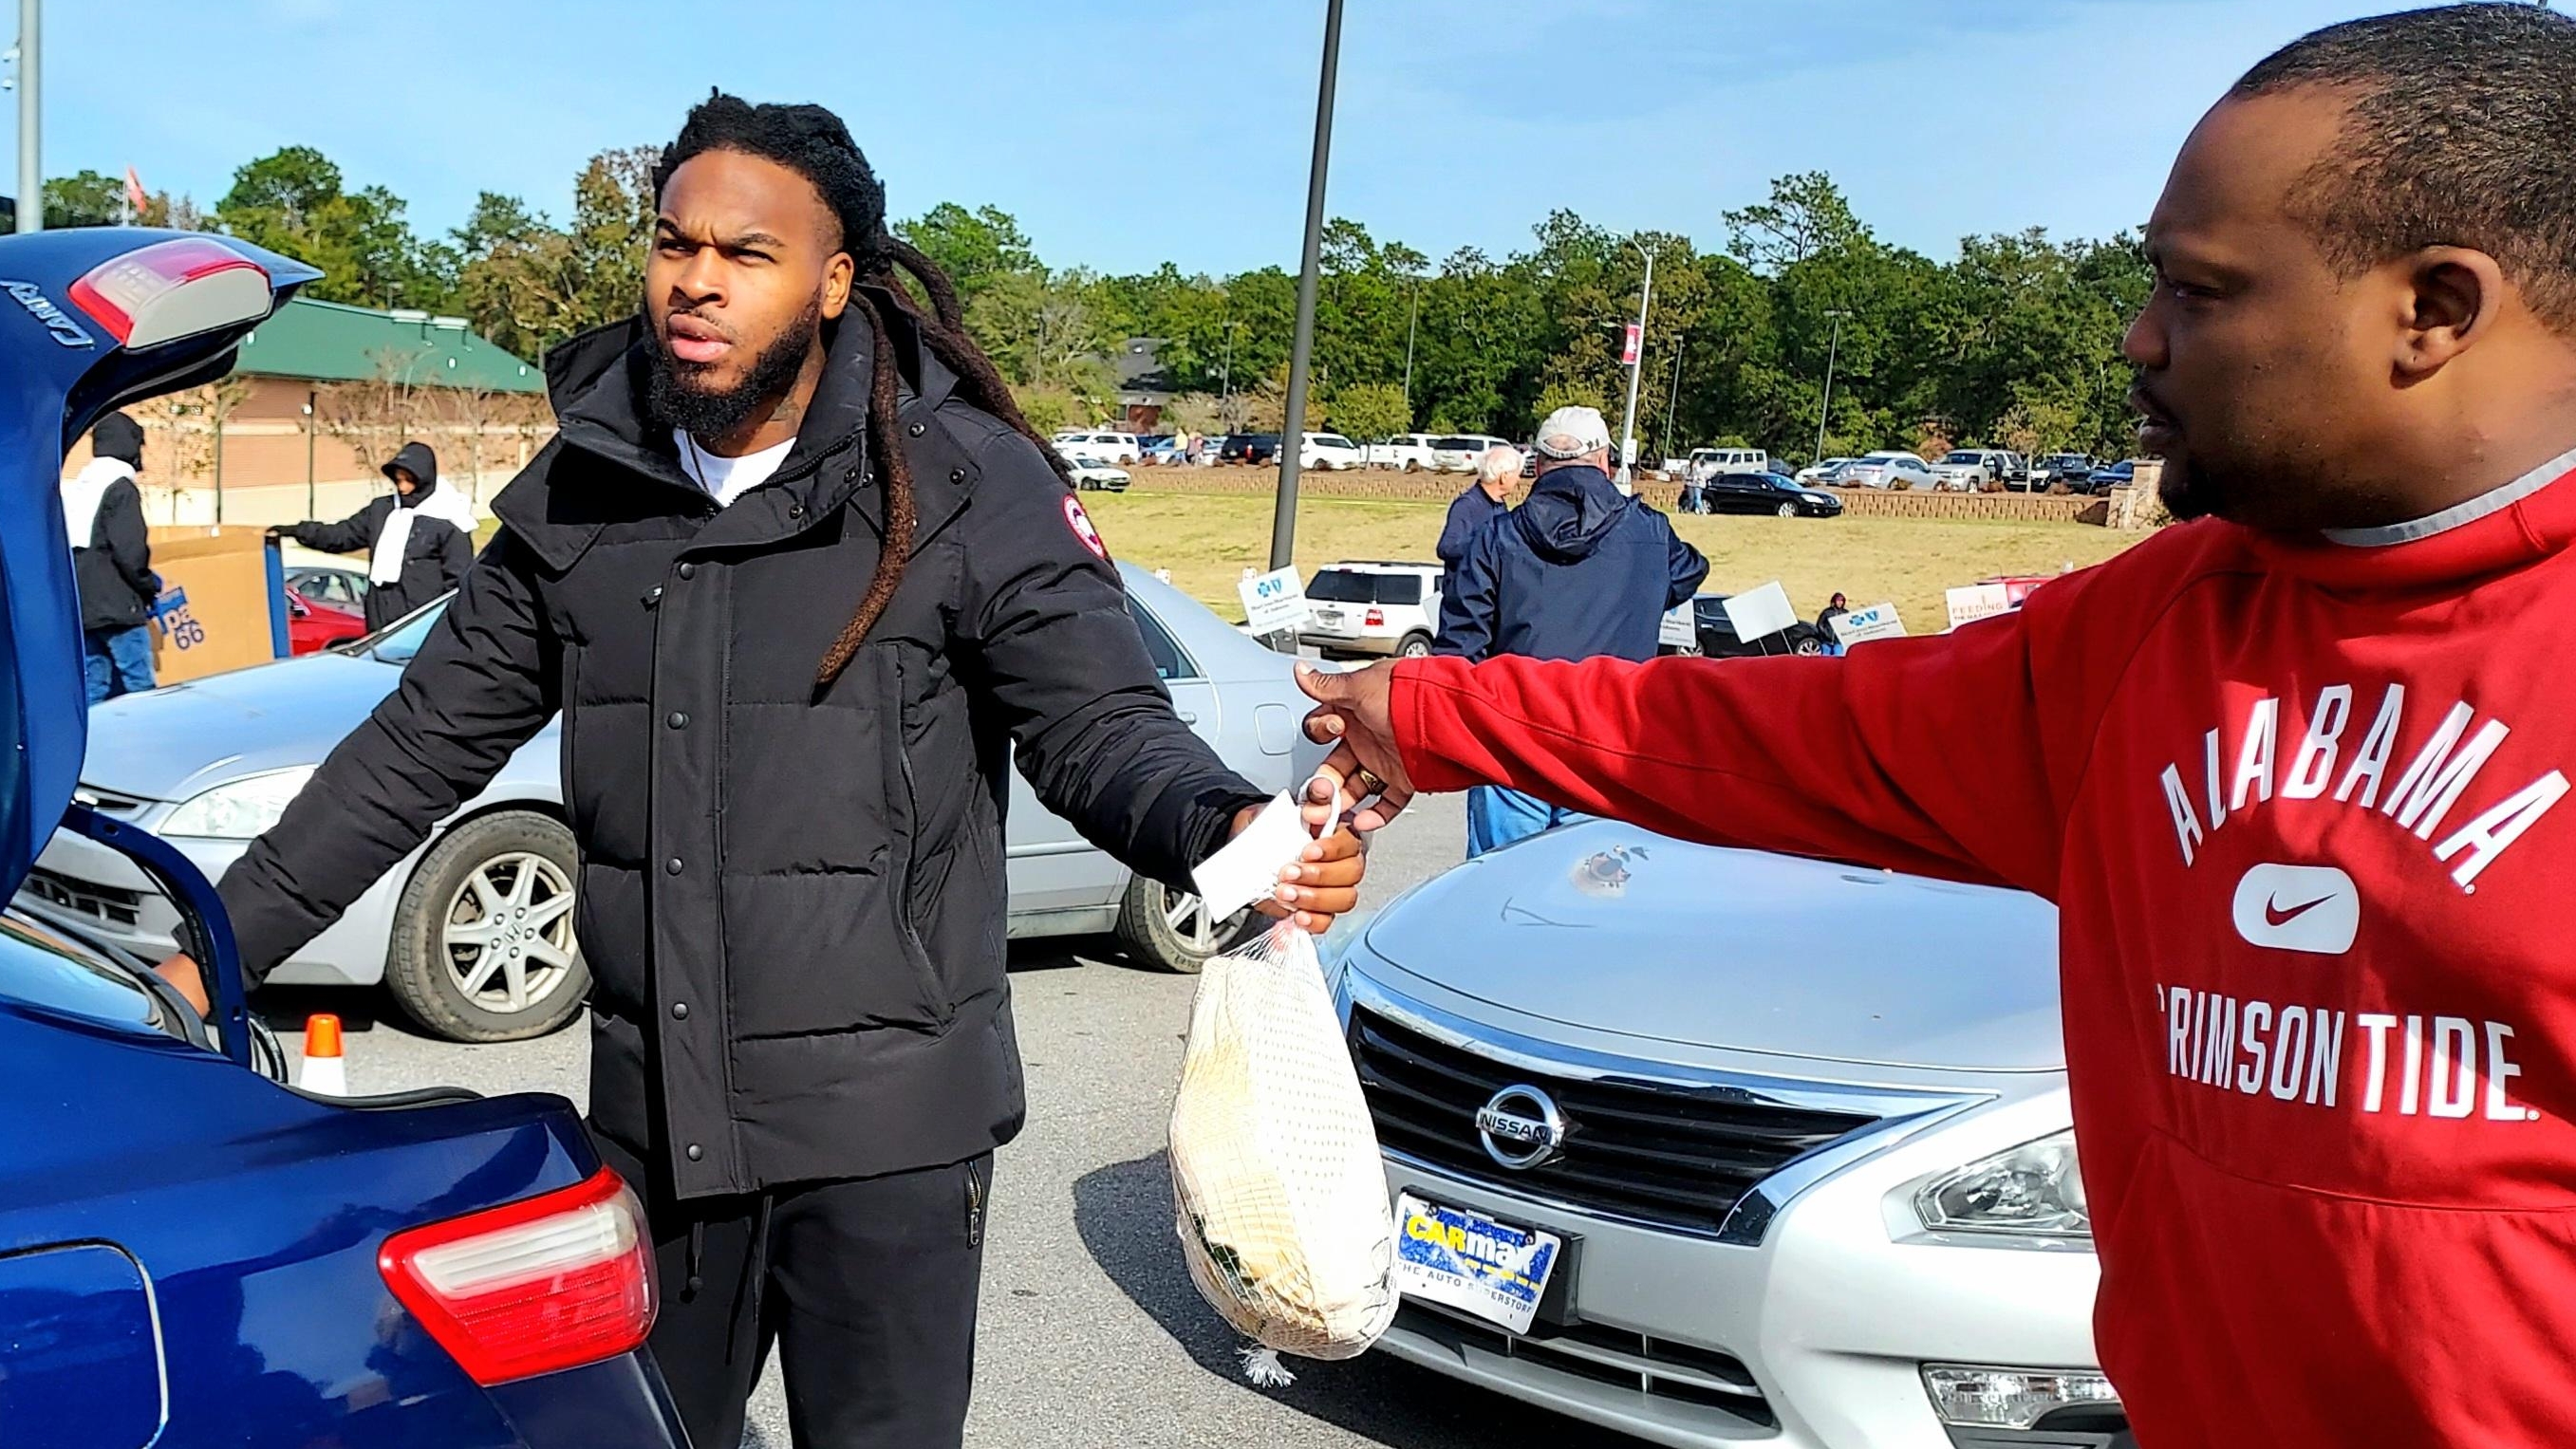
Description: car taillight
1365,608,1386,628
379,1167,656,1385
66,236,272,350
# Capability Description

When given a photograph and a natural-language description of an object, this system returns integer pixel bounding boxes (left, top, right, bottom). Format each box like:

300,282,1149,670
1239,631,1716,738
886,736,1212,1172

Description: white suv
1370,433,1445,472
1299,561,1444,659
1431,434,1514,474
1299,432,1368,471
1930,449,2027,492
1052,429,1141,465
1689,446,1771,479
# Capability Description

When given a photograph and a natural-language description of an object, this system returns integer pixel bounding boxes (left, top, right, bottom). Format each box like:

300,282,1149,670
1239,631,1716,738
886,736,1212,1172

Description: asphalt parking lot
258,791,1649,1449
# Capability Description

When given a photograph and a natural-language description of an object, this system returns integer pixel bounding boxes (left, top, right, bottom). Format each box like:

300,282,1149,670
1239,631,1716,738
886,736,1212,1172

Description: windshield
1307,570,1423,604
365,601,451,664
1941,452,1980,464
1432,437,1477,451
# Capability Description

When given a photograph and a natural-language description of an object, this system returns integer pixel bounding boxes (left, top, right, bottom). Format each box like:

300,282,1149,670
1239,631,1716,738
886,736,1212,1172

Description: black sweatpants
592,1131,991,1449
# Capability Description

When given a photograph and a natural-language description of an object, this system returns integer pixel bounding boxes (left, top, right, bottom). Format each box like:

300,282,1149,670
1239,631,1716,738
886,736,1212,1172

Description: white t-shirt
677,431,796,509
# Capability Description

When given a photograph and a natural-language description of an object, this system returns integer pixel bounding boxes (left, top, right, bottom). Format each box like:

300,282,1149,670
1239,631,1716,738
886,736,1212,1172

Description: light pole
11,0,38,233
1660,340,1686,465
1615,237,1656,486
1400,275,1420,415
1814,309,1851,466
1218,318,1241,425
1270,0,1344,571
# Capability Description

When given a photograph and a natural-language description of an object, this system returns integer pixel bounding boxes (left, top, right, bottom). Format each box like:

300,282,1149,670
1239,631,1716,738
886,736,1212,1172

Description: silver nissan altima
15,564,1322,1042
1331,822,2131,1449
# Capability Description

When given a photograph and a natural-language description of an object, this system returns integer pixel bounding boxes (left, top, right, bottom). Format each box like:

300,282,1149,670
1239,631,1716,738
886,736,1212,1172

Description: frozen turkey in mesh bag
1169,920,1398,1383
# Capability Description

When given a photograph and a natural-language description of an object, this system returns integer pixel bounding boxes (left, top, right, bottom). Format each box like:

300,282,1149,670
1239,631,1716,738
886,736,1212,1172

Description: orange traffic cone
300,1013,346,1096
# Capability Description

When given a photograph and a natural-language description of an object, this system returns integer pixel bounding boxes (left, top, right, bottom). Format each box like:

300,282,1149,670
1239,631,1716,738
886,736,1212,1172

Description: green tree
1329,381,1409,442
216,146,440,310
42,171,124,227
896,203,1036,300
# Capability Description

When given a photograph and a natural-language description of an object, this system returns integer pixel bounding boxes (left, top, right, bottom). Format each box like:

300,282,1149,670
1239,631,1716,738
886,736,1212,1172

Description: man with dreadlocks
156,94,1369,1445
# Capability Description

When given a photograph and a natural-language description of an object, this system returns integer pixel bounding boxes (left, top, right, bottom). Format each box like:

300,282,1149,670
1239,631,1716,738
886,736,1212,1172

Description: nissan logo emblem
1476,1085,1567,1170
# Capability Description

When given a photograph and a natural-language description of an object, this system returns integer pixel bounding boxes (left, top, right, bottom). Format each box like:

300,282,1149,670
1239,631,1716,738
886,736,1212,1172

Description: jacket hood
90,411,144,469
383,440,439,500
1513,464,1632,563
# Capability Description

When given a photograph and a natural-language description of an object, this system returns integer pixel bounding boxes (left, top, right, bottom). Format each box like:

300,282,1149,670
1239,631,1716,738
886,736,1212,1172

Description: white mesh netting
1169,922,1398,1375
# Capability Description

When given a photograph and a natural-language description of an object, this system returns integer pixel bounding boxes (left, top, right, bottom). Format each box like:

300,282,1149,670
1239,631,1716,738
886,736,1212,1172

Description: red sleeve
1391,561,2152,901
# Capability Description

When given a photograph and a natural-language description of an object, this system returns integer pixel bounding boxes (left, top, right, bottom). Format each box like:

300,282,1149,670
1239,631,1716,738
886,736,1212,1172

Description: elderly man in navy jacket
1434,445,1519,601
1437,405,1707,855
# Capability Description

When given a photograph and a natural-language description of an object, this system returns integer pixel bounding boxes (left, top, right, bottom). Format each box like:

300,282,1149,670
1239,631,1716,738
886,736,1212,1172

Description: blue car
0,229,686,1446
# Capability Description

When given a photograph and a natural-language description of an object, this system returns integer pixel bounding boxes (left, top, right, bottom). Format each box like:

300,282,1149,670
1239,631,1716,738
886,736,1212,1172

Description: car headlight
1915,1129,2089,1237
163,767,318,839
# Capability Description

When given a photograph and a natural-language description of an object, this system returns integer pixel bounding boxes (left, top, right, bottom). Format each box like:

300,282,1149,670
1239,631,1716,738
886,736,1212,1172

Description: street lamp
1660,340,1686,465
12,0,39,233
1270,0,1345,571
1814,309,1852,466
1616,235,1658,486
1218,318,1242,425
1400,272,1421,414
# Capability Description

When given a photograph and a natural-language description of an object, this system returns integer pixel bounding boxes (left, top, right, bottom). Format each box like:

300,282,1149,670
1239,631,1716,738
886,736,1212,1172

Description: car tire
1792,633,1829,657
1775,502,1798,518
1397,631,1434,659
1402,459,1419,474
1116,872,1254,975
383,810,588,1043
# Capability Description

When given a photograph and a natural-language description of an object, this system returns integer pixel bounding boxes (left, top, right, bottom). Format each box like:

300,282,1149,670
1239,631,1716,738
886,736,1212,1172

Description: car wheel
1792,634,1829,657
1397,631,1434,659
1403,459,1419,474
1115,872,1254,974
1775,502,1798,519
384,810,588,1043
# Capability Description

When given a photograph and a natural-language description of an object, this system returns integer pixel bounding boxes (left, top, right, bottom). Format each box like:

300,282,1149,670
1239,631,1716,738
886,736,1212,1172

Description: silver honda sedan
15,565,1323,1042
1332,822,2124,1449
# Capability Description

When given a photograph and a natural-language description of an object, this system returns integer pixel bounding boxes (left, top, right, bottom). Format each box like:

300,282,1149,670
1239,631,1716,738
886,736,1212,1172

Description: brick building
64,297,551,529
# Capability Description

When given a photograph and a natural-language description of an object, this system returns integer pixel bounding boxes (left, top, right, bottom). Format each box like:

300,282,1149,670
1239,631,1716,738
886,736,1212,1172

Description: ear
2397,246,2507,379
820,250,856,322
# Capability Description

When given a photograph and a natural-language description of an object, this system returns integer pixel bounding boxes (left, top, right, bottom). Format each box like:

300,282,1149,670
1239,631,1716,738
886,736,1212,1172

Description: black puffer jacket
218,300,1265,1198
287,442,473,630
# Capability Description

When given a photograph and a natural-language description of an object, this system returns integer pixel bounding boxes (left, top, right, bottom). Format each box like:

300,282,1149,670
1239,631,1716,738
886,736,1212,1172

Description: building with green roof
75,297,554,528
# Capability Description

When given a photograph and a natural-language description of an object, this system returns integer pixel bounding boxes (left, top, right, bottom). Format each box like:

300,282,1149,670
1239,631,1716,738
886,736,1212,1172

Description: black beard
645,300,823,441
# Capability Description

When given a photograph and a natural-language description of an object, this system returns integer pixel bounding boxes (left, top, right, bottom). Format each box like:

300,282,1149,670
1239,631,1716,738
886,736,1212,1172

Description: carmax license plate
1393,1192,1560,1335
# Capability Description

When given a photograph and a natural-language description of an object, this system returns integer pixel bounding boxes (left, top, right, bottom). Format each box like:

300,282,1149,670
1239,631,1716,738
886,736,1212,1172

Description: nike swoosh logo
2265,893,2337,928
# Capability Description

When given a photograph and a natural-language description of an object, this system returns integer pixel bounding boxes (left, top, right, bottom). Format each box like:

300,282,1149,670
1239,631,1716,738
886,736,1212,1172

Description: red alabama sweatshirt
1391,461,2576,1448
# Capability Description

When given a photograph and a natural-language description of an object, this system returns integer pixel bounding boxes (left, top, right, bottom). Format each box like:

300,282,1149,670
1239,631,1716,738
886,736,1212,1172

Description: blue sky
11,0,2420,274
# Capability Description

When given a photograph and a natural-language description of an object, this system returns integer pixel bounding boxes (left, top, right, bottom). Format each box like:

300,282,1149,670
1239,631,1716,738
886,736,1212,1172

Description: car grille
1393,1301,1777,1429
1350,1008,1879,1235
22,868,143,928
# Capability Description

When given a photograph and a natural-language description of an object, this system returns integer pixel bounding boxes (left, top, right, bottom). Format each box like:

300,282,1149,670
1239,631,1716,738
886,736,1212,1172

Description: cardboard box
144,527,289,684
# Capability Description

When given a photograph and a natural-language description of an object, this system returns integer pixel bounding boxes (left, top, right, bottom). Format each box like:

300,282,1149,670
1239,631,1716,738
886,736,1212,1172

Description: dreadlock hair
652,92,1076,688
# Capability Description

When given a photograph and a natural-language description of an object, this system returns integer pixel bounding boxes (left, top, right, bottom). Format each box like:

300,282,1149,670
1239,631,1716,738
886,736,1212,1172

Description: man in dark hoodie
1438,403,1707,854
61,411,162,705
274,440,475,630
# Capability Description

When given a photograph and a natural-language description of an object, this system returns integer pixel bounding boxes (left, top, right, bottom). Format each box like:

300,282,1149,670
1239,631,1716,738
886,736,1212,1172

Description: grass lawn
476,488,2148,633
1086,490,2146,631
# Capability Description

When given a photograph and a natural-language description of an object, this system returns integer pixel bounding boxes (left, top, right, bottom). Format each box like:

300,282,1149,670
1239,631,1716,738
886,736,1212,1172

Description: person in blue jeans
60,412,161,705
1438,405,1708,856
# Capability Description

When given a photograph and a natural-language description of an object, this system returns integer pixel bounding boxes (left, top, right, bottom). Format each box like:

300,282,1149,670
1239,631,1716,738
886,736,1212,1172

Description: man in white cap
1436,404,1706,855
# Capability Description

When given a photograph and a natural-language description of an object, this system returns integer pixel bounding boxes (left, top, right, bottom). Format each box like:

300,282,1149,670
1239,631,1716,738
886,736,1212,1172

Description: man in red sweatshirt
1300,8,2576,1446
